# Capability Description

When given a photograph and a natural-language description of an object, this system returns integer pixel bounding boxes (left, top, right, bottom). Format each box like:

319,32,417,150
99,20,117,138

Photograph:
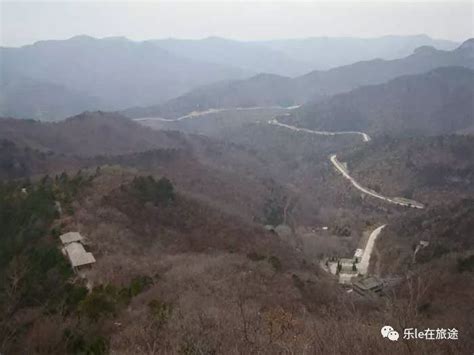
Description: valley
0,10,473,352
2,90,471,353
134,107,428,292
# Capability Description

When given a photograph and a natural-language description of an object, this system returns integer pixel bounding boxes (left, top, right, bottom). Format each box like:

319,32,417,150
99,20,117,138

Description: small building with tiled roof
60,231,84,245
59,232,95,272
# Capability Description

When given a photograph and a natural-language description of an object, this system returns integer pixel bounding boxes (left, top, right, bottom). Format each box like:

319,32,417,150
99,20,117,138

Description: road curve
134,105,300,123
330,154,424,209
268,119,425,277
358,225,386,275
269,119,424,209
268,119,371,142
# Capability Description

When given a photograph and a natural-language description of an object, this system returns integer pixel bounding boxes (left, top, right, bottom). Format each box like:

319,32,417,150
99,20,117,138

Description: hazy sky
1,1,473,47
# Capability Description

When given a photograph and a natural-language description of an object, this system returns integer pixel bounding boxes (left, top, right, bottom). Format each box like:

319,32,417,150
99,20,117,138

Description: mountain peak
456,38,474,51
413,45,438,55
69,35,96,42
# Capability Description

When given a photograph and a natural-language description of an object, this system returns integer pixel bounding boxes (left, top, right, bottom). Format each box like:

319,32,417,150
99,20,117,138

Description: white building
59,232,95,271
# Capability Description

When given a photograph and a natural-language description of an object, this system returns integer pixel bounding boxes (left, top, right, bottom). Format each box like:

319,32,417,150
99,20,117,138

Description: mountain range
149,34,457,75
285,66,474,136
0,36,248,120
127,39,474,119
257,34,458,70
1,89,473,354
0,35,462,121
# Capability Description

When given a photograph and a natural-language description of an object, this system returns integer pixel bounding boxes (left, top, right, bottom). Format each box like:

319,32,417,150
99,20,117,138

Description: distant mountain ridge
123,73,297,119
147,36,312,77
149,34,458,74
257,34,458,70
0,111,186,155
0,36,250,120
0,34,462,121
0,74,101,120
125,39,474,119
285,66,474,136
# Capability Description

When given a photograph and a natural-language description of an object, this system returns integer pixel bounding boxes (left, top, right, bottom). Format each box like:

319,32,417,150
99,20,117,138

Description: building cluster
327,247,364,284
324,247,384,296
352,276,383,296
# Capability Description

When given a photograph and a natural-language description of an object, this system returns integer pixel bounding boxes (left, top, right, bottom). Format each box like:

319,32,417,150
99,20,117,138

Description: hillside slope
293,38,474,101
150,35,458,75
0,36,248,118
2,150,472,354
126,39,474,119
0,112,188,155
379,199,474,274
123,74,298,119
149,36,312,77
286,67,474,136
0,75,101,121
259,34,458,70
0,112,293,224
337,135,474,207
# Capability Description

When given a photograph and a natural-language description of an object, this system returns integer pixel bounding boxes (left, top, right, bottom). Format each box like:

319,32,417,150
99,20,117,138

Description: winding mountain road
268,118,427,279
135,105,424,276
134,105,299,123
330,154,424,209
269,119,424,209
268,119,371,142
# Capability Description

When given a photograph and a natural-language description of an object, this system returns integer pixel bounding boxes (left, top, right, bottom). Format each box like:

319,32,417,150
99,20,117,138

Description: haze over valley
0,1,473,354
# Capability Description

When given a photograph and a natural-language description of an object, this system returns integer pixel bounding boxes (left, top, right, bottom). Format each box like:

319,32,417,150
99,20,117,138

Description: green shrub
263,197,284,226
268,256,282,272
292,274,304,290
65,284,89,309
130,176,175,206
20,245,74,309
148,299,173,326
457,255,474,273
79,286,120,322
128,275,153,297
78,277,155,322
64,328,109,355
246,252,266,261
50,227,62,239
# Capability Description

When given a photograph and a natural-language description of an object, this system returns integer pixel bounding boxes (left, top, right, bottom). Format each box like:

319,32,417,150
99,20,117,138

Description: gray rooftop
353,276,382,291
63,242,96,267
60,232,84,245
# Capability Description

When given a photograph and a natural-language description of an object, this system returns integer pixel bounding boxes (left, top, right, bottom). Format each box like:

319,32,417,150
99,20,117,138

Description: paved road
358,225,386,275
269,119,424,209
134,105,299,123
268,119,371,142
330,154,424,209
268,118,425,277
